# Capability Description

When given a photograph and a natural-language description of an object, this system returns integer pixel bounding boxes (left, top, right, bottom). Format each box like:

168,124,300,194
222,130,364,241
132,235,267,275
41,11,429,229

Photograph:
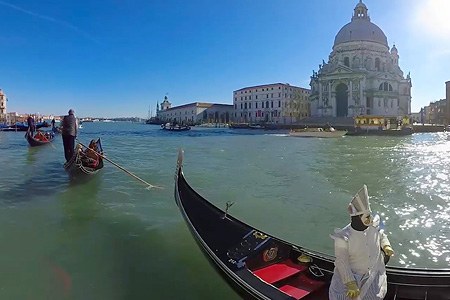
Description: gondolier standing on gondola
27,115,35,135
329,185,394,300
61,109,78,162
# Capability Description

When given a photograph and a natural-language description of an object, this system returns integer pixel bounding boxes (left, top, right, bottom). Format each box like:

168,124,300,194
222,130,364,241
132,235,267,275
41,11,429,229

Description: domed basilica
310,1,411,118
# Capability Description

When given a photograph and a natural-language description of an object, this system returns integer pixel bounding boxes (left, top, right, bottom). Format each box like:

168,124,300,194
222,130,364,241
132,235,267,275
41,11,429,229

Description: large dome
333,1,388,48
334,19,388,47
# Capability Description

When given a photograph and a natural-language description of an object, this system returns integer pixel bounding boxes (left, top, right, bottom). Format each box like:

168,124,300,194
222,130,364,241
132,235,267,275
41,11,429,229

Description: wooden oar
76,139,163,189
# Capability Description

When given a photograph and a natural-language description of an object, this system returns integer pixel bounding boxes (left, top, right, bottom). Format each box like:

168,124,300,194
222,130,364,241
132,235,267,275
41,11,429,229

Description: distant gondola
25,130,55,147
174,149,450,300
64,138,104,176
3,121,51,132
52,126,61,134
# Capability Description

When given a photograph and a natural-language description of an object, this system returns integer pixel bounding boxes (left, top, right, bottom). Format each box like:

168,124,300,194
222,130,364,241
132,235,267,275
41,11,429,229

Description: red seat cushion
279,284,310,299
253,260,307,284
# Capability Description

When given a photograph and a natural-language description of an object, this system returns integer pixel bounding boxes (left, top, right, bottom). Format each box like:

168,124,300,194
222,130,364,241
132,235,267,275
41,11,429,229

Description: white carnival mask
360,212,373,226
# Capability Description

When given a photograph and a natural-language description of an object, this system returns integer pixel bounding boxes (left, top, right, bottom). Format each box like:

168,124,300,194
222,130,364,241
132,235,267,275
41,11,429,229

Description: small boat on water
346,127,414,136
249,124,265,129
161,123,191,131
1,121,51,132
52,126,61,134
25,130,55,147
289,127,347,138
229,123,250,129
64,138,104,176
346,115,414,136
174,149,450,300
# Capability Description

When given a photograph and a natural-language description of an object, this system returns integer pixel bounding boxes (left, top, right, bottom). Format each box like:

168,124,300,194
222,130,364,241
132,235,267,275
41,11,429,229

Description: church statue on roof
309,1,411,118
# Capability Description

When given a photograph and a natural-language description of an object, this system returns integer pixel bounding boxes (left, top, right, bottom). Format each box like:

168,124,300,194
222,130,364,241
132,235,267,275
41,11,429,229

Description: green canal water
0,122,449,299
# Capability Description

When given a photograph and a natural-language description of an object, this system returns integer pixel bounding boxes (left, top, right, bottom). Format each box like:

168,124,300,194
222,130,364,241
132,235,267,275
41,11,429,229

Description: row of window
235,100,311,110
378,99,397,108
343,56,387,71
235,93,301,101
235,111,310,118
237,86,301,94
236,100,281,110
236,111,281,118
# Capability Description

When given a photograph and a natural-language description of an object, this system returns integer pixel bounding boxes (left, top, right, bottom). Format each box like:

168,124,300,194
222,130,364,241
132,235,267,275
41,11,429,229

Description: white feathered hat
348,185,372,216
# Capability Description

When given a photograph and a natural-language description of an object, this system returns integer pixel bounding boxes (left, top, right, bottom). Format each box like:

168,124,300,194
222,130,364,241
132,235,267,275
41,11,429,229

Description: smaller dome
391,44,398,53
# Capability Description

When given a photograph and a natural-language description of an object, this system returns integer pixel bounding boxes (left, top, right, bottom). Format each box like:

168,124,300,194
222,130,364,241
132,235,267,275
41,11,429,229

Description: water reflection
312,134,450,268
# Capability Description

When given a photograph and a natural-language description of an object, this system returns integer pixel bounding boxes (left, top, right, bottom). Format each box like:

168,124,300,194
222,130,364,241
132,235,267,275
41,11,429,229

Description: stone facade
446,81,450,125
233,83,310,124
156,96,233,125
310,1,411,118
0,89,6,116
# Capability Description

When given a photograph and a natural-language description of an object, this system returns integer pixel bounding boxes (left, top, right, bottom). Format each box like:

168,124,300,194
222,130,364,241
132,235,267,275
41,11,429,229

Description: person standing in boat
27,114,36,135
60,109,78,162
329,185,394,300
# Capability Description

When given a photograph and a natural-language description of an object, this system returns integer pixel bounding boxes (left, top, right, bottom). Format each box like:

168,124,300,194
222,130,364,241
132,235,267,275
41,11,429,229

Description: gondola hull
64,139,104,176
174,150,450,300
25,131,55,147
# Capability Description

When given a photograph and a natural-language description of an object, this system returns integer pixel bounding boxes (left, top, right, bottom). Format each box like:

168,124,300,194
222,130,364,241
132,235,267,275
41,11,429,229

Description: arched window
344,57,350,67
379,82,393,91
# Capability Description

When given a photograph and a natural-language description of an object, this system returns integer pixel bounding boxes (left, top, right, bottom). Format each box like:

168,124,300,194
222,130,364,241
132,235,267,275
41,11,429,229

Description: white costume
329,185,392,300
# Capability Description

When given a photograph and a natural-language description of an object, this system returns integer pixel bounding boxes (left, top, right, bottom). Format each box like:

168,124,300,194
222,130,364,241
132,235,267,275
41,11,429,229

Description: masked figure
329,185,394,300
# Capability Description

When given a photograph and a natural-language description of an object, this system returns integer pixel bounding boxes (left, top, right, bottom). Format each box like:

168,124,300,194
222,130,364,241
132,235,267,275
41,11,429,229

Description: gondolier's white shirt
329,222,391,300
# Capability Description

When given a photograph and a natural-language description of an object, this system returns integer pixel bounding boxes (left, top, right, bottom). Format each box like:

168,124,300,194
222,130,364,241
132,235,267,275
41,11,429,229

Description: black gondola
52,126,61,134
174,149,450,300
64,138,104,176
2,121,51,132
25,130,55,147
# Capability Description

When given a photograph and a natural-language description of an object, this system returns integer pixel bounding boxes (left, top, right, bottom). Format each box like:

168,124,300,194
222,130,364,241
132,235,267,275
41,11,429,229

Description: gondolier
27,115,36,135
61,109,78,162
329,185,394,300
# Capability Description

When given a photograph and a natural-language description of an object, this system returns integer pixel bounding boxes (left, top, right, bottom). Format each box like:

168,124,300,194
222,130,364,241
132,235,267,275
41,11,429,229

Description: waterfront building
0,89,6,122
233,83,310,124
447,81,450,125
156,96,233,125
423,99,447,125
410,112,421,124
310,1,411,118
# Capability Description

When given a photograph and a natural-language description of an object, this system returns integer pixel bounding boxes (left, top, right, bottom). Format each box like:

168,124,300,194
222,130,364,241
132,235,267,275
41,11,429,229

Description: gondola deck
174,149,450,300
64,139,104,176
25,131,55,147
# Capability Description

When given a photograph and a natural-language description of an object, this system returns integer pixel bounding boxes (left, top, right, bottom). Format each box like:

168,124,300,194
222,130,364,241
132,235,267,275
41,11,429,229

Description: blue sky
1,0,449,118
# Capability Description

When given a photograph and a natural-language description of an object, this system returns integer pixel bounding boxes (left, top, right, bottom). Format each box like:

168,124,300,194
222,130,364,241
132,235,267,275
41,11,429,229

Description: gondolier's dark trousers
62,134,76,162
